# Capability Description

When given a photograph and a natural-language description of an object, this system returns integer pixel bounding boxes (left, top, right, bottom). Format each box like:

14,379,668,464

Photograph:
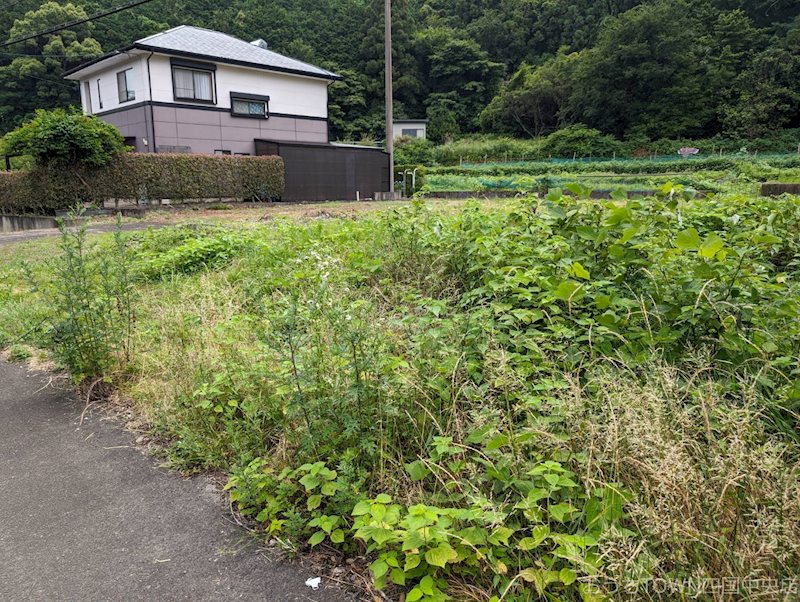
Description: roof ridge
136,24,186,44
177,25,339,77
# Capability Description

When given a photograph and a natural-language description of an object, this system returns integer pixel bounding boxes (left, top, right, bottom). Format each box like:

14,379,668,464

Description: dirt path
0,359,353,601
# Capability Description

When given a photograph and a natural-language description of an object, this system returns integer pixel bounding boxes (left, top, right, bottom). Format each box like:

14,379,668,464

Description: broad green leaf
560,567,577,585
424,543,458,568
308,531,325,547
419,575,435,595
488,526,515,546
330,529,345,544
753,232,781,244
404,553,421,571
570,262,590,280
352,500,371,516
548,502,576,522
374,493,392,504
370,559,389,579
518,525,550,550
675,228,701,250
518,569,560,594
406,588,423,602
485,434,509,450
307,495,322,511
620,225,639,244
554,280,584,302
299,473,320,491
390,568,406,586
370,528,395,545
404,460,431,482
699,234,724,259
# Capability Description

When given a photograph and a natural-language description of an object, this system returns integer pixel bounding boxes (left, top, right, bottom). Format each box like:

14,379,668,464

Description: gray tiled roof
135,26,341,80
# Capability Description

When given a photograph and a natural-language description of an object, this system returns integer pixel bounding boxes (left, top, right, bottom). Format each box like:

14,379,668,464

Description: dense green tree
570,0,715,139
415,28,503,130
1,107,125,167
480,52,581,137
722,47,800,137
0,2,102,133
1,0,798,142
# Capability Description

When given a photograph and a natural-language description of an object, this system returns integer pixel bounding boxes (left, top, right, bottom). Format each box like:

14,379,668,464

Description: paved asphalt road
0,222,163,246
0,359,352,602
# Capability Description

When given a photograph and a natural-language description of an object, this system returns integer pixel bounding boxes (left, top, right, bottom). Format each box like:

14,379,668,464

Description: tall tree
0,2,102,132
570,0,715,138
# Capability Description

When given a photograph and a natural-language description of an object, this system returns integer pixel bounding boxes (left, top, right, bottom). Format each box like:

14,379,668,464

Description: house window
84,82,92,114
173,67,214,102
230,93,270,119
402,128,420,138
214,150,232,155
232,99,267,117
117,68,135,103
96,79,103,110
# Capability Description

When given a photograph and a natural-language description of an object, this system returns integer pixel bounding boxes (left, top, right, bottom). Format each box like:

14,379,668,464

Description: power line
1,0,158,48
11,71,77,89
0,50,106,58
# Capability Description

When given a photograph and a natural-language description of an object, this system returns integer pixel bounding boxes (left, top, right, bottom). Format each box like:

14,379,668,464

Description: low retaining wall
761,182,800,196
0,214,83,233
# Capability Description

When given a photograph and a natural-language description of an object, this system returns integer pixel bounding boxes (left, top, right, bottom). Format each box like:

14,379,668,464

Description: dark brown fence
256,140,390,201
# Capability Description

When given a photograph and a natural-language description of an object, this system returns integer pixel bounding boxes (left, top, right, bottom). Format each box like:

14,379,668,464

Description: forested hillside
1,0,799,143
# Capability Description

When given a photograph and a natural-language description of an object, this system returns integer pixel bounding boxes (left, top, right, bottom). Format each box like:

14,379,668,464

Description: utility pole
384,0,394,193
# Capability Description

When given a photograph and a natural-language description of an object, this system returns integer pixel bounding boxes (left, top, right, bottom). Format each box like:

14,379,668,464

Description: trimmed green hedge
0,153,285,214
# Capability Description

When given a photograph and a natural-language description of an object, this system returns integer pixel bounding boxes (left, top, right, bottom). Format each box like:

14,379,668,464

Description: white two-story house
64,26,391,201
64,25,341,155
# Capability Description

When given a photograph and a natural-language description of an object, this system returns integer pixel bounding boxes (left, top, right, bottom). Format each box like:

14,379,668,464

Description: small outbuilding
393,119,428,140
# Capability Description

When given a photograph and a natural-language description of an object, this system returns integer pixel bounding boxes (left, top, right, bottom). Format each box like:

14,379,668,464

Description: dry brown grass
561,364,800,599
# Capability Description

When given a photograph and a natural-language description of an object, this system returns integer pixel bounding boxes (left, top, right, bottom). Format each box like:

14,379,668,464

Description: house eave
65,44,343,82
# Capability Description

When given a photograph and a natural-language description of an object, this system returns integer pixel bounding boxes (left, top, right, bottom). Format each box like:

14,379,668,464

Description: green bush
430,131,800,166
394,137,435,166
0,154,285,214
0,172,30,213
98,153,285,202
32,215,136,382
1,108,126,168
541,125,624,158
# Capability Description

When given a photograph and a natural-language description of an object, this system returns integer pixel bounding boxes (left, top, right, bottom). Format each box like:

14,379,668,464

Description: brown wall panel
256,140,389,201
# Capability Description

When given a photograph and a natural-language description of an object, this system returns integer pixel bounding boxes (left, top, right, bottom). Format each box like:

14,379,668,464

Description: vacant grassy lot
1,191,798,601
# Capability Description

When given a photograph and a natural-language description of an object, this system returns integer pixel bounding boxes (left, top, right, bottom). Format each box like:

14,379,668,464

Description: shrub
32,214,136,382
394,137,435,166
1,108,126,168
98,153,285,202
0,154,285,214
541,124,624,158
0,172,31,214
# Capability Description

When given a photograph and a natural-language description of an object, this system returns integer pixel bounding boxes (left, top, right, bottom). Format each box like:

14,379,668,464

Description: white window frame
172,66,216,104
116,68,135,103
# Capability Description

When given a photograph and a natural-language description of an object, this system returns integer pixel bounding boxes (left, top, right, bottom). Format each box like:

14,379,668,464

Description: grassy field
421,155,800,197
1,191,798,601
